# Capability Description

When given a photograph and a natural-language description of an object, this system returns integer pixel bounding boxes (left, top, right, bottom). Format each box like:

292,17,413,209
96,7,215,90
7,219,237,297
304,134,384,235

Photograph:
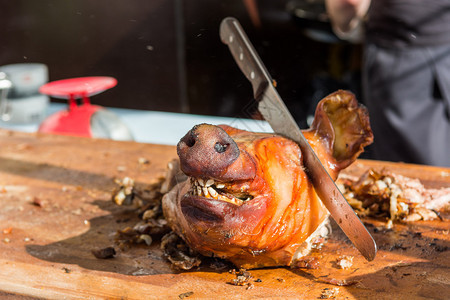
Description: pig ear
308,90,373,169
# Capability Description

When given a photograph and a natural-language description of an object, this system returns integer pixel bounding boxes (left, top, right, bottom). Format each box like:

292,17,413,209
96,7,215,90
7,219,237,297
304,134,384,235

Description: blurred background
0,0,361,130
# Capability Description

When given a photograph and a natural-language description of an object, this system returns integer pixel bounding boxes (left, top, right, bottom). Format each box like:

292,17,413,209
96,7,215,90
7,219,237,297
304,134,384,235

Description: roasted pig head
162,90,373,269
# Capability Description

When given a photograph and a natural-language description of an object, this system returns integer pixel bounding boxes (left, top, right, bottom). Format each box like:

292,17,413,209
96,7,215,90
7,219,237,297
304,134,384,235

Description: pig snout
177,124,241,179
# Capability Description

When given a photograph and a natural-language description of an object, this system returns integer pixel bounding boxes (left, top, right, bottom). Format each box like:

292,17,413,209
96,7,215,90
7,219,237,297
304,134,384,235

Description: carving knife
220,17,376,261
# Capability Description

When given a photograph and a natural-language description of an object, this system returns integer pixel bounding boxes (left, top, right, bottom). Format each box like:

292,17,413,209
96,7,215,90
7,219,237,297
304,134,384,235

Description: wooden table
0,130,448,299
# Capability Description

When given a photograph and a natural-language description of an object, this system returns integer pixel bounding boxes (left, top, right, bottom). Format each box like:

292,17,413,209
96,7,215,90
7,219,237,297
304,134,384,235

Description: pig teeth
217,194,243,206
202,187,209,197
196,178,214,187
208,187,218,198
188,177,246,206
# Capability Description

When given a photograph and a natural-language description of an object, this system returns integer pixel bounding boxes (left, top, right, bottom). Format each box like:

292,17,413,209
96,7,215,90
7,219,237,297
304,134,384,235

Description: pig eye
214,142,228,153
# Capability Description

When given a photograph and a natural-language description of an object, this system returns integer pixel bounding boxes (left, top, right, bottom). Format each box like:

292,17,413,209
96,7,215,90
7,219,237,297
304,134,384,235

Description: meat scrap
338,169,450,222
228,268,253,289
291,256,321,269
31,197,45,207
91,246,116,259
112,176,171,250
335,255,354,269
115,221,167,250
112,173,205,270
178,291,194,299
319,287,340,299
112,177,135,206
2,227,12,234
161,232,201,270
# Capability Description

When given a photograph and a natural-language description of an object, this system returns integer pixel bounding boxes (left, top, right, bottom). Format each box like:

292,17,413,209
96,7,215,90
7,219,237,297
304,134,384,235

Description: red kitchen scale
39,76,133,141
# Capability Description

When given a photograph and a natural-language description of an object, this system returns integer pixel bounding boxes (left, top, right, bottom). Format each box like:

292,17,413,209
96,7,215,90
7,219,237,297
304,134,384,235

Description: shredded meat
338,169,449,223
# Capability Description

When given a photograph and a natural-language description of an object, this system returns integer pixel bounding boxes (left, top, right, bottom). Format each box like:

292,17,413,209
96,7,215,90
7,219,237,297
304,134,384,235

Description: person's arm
325,0,371,41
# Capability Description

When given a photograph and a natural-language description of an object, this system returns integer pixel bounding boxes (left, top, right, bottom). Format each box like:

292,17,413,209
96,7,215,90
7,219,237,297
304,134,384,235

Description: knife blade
220,17,376,261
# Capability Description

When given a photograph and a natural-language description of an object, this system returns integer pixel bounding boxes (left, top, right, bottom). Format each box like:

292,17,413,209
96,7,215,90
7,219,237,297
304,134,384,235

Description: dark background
0,0,361,128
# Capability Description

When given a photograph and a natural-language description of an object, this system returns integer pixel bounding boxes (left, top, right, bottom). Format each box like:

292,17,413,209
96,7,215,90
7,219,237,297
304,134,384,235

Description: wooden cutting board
0,129,448,299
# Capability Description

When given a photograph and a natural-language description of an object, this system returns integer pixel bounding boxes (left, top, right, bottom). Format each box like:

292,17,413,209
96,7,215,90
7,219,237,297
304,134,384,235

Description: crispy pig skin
162,90,373,269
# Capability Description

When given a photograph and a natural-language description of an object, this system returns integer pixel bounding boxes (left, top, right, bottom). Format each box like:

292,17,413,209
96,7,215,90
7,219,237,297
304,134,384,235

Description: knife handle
220,17,270,99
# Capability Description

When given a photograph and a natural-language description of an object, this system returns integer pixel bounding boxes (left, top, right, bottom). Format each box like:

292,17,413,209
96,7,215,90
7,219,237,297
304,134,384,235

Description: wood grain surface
0,129,448,299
